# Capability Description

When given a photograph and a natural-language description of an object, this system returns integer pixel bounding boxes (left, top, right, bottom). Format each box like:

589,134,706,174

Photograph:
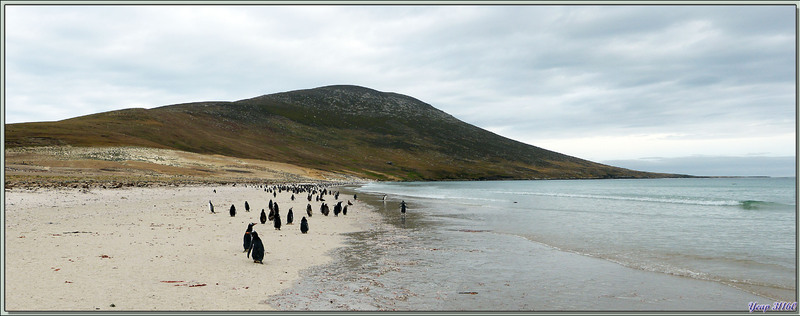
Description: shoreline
4,183,376,311
4,180,793,311
264,184,786,311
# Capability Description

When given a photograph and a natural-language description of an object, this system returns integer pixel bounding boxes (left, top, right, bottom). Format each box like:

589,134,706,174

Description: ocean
267,178,796,311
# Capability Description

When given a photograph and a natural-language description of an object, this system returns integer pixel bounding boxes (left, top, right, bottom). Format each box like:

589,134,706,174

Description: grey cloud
4,5,795,165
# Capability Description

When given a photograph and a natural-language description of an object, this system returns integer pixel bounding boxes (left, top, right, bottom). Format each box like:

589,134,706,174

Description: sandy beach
4,184,376,311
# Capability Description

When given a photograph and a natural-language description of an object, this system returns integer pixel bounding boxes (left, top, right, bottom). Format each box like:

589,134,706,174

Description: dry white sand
4,184,375,311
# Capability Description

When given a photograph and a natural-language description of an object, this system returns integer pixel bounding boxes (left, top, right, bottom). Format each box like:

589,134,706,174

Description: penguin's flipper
247,244,253,258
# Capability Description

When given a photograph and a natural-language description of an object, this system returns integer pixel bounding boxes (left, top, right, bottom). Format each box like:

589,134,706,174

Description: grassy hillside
5,85,686,181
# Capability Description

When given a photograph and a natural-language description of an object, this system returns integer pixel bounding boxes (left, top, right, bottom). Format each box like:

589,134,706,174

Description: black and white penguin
287,208,294,225
260,209,267,224
291,194,295,201
209,200,215,213
230,204,236,217
273,212,282,230
354,194,358,200
333,201,342,217
306,204,312,217
247,231,265,264
243,223,256,252
269,200,273,212
347,200,353,206
343,205,348,216
300,217,309,234
245,201,250,212
400,200,407,215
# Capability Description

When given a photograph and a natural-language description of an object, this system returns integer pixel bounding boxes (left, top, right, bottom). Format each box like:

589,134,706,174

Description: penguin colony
208,183,365,264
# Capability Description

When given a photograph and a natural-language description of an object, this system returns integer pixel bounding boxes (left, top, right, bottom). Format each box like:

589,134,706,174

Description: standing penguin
306,204,312,217
209,200,215,213
300,217,309,234
333,201,342,217
291,194,295,201
400,200,407,215
260,209,267,224
287,208,294,225
245,201,250,212
269,200,273,212
343,205,348,216
273,211,282,230
230,204,236,217
243,223,256,252
270,202,279,221
247,231,265,264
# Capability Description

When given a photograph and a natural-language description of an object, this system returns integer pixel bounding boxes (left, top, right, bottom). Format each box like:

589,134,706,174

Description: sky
4,4,797,177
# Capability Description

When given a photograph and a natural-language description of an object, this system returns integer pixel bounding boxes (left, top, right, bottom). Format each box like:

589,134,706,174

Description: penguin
273,191,276,198
209,200,215,213
333,201,342,217
306,204,312,217
243,223,256,252
287,208,294,225
260,209,267,224
347,200,353,206
335,192,339,200
291,194,295,201
245,201,250,212
230,204,236,217
247,231,265,264
269,200,273,212
273,212,282,230
271,202,279,221
300,217,309,234
400,200,407,215
343,205,348,216
213,189,216,194
307,194,312,202
354,194,358,200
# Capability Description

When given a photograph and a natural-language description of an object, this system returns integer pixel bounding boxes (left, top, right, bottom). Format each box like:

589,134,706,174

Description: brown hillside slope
5,85,688,181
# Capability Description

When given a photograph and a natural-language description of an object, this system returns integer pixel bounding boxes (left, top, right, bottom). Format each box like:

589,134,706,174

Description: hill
5,85,687,181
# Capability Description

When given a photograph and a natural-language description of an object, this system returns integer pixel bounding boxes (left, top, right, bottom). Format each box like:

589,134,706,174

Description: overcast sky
4,4,796,176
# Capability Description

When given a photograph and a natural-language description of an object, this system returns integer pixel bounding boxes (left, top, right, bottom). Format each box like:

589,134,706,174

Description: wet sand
4,184,376,311
266,187,783,311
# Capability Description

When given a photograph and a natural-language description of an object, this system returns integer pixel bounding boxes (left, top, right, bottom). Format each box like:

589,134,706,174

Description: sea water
267,178,796,310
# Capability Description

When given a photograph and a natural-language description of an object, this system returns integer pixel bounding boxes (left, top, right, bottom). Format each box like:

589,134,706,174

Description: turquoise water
357,178,796,299
268,178,795,310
